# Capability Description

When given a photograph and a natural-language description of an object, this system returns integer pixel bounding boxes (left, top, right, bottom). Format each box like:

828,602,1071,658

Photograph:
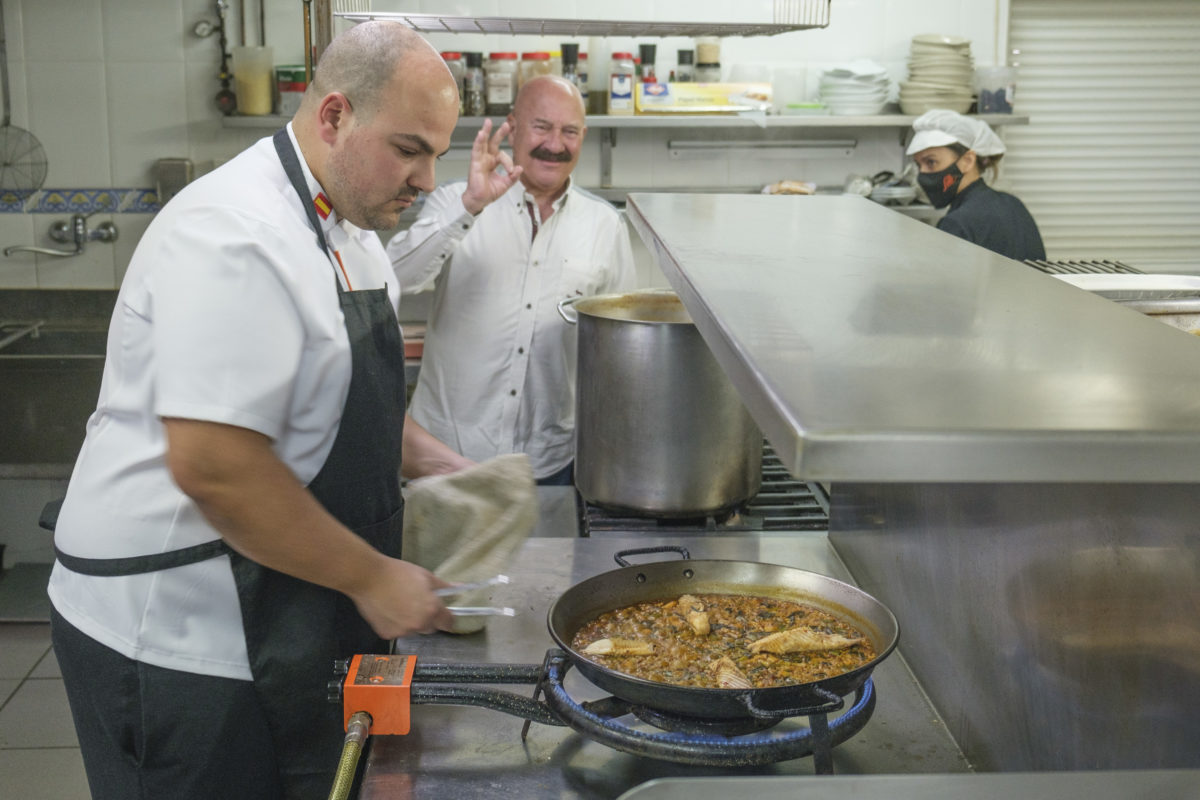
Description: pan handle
614,546,690,567
557,297,580,324
739,685,844,719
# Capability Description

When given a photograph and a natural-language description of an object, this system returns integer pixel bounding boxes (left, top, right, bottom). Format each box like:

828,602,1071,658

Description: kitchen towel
401,453,536,633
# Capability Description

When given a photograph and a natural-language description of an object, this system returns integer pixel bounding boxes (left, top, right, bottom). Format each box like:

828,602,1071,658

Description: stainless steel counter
625,193,1200,483
360,533,970,800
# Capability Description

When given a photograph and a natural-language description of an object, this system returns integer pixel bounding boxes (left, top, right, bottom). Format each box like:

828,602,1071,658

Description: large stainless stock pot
560,289,762,516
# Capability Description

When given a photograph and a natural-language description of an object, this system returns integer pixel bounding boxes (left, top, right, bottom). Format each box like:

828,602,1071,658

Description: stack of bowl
900,34,975,114
818,59,891,116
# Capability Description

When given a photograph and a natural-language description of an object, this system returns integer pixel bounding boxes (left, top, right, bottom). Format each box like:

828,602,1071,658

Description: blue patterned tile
0,188,161,214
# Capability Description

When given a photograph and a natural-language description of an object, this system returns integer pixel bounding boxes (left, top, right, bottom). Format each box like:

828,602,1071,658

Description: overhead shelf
331,10,831,37
221,113,1029,130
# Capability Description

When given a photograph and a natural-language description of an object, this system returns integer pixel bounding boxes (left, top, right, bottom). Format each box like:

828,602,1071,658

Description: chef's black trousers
51,607,285,800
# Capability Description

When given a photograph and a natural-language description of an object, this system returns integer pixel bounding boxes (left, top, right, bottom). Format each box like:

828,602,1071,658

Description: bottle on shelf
638,43,658,83
440,51,466,114
463,52,486,117
676,49,695,82
608,51,635,115
484,52,519,115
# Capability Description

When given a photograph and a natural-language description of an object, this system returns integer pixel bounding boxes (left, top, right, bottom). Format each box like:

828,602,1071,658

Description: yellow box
634,82,773,114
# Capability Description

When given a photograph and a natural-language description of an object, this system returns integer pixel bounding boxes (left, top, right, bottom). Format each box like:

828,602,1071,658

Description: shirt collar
510,175,574,212
285,122,342,240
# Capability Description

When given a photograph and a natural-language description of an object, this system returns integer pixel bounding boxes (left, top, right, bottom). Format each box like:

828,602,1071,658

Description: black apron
55,128,408,799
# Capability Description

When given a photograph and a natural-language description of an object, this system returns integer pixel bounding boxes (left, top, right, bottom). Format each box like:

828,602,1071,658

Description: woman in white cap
907,109,1045,261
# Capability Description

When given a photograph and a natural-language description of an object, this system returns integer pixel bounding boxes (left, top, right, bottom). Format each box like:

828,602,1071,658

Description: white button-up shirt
388,178,635,479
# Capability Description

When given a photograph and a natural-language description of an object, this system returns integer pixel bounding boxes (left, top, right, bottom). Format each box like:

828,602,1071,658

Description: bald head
513,75,586,122
300,21,450,122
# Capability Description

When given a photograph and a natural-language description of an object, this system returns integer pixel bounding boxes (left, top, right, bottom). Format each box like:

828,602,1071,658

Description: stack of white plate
900,34,975,115
818,59,891,116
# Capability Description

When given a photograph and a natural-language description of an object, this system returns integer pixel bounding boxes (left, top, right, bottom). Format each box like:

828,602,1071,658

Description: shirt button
461,223,469,230
518,347,525,354
510,389,517,396
526,303,532,309
533,260,539,266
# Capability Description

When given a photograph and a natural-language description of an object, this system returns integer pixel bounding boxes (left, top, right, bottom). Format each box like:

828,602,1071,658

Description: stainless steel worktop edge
625,193,1200,483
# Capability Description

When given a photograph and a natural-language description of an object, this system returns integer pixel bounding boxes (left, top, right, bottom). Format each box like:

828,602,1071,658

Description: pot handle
614,546,690,567
557,297,580,325
739,685,845,719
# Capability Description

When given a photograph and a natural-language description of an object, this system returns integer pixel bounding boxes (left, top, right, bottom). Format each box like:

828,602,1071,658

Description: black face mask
918,162,964,209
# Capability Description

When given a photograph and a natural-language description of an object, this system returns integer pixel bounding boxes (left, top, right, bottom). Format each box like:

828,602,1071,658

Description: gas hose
327,711,372,800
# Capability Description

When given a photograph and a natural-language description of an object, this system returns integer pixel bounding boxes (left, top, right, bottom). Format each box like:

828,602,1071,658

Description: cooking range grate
406,650,875,773
581,442,829,535
1023,258,1144,275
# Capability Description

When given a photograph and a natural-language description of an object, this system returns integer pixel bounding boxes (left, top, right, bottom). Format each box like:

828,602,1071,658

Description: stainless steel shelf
220,113,1030,130
332,10,831,37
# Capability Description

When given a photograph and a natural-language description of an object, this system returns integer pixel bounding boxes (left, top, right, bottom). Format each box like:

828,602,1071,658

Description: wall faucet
3,213,119,258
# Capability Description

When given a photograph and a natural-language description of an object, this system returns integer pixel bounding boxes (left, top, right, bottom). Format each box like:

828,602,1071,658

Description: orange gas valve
339,654,416,735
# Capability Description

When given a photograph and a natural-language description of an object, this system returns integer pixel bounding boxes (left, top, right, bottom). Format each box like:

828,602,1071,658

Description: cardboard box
634,82,773,114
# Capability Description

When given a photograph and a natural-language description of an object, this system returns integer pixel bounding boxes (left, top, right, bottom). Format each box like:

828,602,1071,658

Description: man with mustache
48,21,473,799
388,74,636,486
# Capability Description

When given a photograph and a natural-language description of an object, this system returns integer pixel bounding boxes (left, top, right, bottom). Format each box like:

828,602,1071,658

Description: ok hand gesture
461,118,523,216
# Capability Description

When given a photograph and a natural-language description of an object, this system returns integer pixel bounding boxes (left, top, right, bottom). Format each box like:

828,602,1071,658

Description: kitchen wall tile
0,214,37,287
101,0,186,62
105,61,189,186
22,0,104,63
26,61,111,187
111,212,153,284
32,214,117,289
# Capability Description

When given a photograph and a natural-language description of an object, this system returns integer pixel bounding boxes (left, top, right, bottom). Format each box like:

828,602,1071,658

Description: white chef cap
906,109,1006,157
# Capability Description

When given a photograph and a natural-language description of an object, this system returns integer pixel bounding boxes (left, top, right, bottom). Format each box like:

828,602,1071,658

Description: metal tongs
435,574,515,617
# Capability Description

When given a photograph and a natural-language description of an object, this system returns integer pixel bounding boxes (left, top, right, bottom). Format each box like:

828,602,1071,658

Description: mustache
394,187,419,201
529,146,571,163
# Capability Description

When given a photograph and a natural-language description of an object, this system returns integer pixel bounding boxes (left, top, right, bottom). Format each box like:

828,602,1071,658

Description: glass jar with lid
519,51,552,90
608,51,635,115
484,52,519,115
440,52,465,113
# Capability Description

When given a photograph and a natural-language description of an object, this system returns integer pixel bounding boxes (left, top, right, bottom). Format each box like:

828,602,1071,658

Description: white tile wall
0,0,1005,289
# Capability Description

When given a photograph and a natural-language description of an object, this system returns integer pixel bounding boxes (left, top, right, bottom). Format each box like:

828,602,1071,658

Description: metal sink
0,327,106,472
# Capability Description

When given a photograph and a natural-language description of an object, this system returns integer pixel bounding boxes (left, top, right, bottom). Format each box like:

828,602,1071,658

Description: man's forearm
401,414,474,479
163,418,388,597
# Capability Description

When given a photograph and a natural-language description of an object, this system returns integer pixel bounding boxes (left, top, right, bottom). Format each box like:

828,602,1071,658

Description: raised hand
461,118,524,216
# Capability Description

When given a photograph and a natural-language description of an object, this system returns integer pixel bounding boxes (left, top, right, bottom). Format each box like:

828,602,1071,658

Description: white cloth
387,178,636,479
48,125,400,680
401,454,536,634
906,109,1007,156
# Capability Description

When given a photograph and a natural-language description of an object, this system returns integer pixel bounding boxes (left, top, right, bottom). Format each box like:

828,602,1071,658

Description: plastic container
485,52,519,115
608,51,635,115
578,52,590,109
440,52,466,113
519,51,552,89
232,45,274,115
976,66,1016,113
463,52,486,117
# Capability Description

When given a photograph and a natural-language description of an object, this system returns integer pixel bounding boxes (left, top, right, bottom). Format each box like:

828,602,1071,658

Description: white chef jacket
47,125,400,680
387,178,635,478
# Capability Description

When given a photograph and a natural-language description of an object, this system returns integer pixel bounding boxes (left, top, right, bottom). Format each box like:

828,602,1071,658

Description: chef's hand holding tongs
434,574,515,617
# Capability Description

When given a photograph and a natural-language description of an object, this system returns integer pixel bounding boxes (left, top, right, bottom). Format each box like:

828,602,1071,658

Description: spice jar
608,51,635,115
675,50,695,82
638,43,658,83
578,52,590,109
484,52,519,115
696,63,722,83
463,52,485,117
440,51,465,114
518,51,552,89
